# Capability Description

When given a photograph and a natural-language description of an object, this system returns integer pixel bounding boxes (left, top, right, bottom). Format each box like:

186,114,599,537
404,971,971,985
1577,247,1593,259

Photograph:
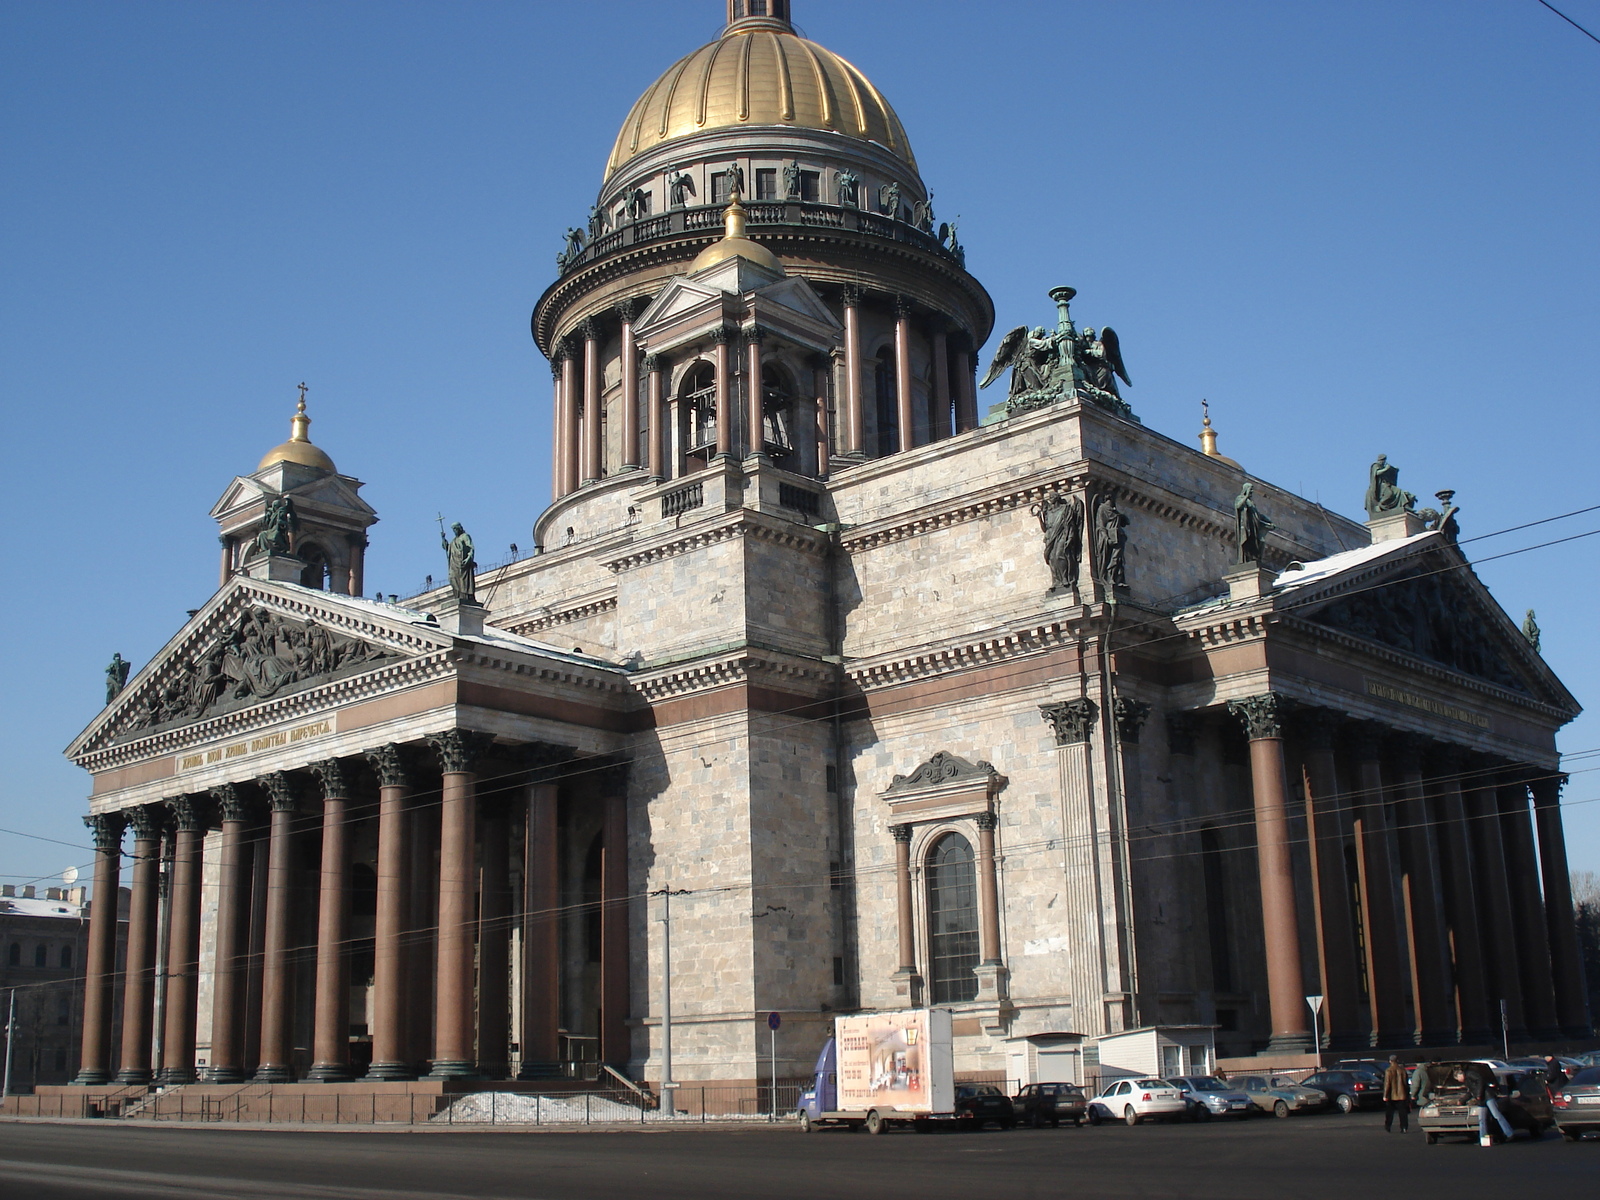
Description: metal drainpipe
1098,607,1141,1028
821,522,857,1009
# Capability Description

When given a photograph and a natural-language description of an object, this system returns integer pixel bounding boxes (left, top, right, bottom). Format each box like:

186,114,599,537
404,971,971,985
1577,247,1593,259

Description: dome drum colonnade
535,2,991,510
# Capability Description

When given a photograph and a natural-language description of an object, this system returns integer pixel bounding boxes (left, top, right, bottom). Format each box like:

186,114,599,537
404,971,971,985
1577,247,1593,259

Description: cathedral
57,0,1588,1107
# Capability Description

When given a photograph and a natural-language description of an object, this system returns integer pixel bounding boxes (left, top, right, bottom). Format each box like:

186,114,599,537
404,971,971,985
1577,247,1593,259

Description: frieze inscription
176,718,334,773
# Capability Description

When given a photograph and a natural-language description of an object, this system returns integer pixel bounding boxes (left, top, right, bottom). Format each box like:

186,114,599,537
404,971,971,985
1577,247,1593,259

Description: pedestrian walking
1382,1055,1410,1132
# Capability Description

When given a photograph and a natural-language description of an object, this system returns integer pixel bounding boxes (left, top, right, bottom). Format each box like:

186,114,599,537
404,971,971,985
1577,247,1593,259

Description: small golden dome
1198,399,1241,469
257,391,336,473
605,16,916,180
690,192,786,274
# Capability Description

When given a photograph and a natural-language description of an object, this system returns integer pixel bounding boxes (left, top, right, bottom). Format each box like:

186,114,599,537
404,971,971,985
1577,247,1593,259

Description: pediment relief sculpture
1306,568,1525,693
116,605,397,741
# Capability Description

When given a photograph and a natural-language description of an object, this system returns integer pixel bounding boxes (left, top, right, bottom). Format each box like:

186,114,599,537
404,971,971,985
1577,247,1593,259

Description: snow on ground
430,1091,793,1124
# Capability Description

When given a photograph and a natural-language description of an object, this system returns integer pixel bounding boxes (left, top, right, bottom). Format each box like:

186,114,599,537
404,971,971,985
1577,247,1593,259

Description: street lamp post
652,887,690,1116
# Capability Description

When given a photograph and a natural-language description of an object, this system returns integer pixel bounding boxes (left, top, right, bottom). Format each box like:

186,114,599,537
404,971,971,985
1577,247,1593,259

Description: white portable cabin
1005,1031,1086,1087
1090,1026,1216,1084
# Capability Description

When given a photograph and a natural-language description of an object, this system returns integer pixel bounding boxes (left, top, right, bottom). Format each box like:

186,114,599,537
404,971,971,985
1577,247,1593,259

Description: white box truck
798,1009,1006,1133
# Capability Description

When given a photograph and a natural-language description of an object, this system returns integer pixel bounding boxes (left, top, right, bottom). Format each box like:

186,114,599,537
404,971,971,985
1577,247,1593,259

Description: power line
1535,0,1600,46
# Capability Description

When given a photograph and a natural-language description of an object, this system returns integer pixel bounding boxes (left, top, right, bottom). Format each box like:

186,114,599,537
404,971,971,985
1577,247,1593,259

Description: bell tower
209,387,378,594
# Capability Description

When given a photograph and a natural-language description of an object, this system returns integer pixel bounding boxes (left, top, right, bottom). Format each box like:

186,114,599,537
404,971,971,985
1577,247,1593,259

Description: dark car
954,1084,1016,1130
1551,1064,1600,1141
1418,1063,1554,1144
1011,1082,1086,1128
1300,1069,1383,1113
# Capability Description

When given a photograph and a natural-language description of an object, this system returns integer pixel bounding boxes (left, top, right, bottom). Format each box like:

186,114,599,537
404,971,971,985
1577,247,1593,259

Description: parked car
1551,1065,1600,1140
1574,1050,1600,1069
953,1084,1015,1130
1229,1073,1328,1117
1011,1082,1087,1128
1506,1054,1584,1079
1299,1069,1383,1113
1165,1075,1253,1121
1088,1078,1187,1126
1334,1058,1391,1077
1417,1064,1554,1144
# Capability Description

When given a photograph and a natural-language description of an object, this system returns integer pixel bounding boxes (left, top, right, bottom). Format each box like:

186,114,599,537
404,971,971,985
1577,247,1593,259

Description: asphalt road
0,1113,1593,1200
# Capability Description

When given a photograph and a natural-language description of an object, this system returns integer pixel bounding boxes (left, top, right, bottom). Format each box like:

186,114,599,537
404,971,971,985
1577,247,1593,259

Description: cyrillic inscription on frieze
1364,680,1490,729
117,606,395,742
176,718,334,772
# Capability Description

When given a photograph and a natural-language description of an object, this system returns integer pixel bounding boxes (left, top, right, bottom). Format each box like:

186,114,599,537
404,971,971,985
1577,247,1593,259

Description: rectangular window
800,170,820,202
832,956,845,986
755,168,777,201
711,173,731,205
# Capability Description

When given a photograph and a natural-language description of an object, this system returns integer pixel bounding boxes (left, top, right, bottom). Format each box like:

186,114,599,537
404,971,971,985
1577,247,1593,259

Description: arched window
678,362,717,468
299,543,331,590
873,346,899,457
59,944,73,969
759,363,795,458
34,944,48,968
925,833,979,1004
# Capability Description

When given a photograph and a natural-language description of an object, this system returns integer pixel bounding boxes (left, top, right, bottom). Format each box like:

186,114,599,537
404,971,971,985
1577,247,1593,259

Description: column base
974,962,1009,1005
156,1067,196,1086
1563,1024,1595,1040
1458,1027,1495,1047
364,1060,417,1081
1265,1033,1313,1055
70,1068,114,1086
1529,1025,1565,1042
891,968,922,1005
427,1060,480,1080
516,1061,562,1081
476,1062,509,1081
305,1063,355,1083
252,1065,296,1083
1414,1027,1457,1048
201,1066,248,1084
113,1067,152,1086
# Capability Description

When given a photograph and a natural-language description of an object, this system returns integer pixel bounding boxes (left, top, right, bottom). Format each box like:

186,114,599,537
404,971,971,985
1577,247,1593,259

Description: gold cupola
257,389,336,473
605,0,916,180
1198,399,1241,469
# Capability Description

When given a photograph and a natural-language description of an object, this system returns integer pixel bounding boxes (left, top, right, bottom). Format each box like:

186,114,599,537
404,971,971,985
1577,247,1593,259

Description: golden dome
258,393,336,473
605,16,916,180
689,193,786,274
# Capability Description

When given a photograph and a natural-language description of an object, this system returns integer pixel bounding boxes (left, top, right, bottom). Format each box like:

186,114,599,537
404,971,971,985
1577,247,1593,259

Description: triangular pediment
211,470,375,523
1276,533,1576,710
749,275,842,333
634,277,727,334
70,580,454,759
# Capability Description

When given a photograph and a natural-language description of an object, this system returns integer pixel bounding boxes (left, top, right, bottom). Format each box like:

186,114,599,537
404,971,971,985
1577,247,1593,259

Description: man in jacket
1410,1060,1435,1106
1383,1055,1410,1132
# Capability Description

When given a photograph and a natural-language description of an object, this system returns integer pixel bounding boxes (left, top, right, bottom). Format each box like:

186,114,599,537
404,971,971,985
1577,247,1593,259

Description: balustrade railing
557,201,958,276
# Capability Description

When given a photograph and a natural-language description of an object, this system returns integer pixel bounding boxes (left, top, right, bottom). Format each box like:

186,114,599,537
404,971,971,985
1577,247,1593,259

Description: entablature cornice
602,510,827,573
74,650,457,775
631,642,833,703
504,590,619,636
1272,614,1575,725
846,610,1108,692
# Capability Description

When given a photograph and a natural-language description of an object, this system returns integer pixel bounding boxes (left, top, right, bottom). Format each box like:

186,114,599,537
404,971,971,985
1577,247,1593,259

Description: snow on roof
0,897,84,919
1273,530,1437,593
256,581,624,673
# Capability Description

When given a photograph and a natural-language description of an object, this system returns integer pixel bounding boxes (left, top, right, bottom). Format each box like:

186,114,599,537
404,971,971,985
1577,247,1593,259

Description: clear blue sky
2,0,1597,891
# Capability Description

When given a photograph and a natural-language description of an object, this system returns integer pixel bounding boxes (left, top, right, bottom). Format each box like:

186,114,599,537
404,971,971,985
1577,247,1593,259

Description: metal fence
4,1083,806,1127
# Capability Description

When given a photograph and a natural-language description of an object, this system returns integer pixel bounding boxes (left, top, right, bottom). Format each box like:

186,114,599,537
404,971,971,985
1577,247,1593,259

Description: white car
1088,1078,1188,1126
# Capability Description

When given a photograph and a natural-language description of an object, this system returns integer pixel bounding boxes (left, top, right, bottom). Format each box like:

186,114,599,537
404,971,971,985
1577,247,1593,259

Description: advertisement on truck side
834,1010,953,1113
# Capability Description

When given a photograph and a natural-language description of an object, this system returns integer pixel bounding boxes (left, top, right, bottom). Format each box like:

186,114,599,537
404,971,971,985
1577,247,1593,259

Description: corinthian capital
1227,693,1284,741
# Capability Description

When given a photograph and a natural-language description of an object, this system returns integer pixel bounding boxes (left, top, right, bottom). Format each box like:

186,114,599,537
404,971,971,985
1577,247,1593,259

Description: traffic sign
1305,995,1324,1014
767,1011,781,1031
